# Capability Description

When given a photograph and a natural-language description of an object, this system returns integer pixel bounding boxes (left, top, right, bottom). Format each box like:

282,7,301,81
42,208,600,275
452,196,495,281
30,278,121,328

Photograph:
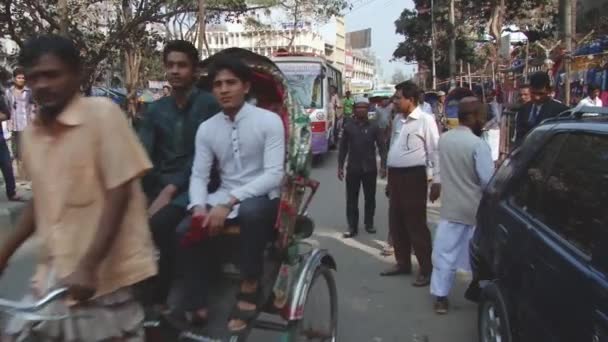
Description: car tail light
311,121,326,132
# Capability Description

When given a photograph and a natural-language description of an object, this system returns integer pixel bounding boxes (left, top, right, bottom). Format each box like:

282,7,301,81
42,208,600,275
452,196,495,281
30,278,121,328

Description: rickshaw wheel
285,265,338,342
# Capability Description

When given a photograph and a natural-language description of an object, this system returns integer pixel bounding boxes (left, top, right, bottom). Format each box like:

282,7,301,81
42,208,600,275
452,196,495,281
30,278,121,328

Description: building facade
346,50,376,92
201,24,326,59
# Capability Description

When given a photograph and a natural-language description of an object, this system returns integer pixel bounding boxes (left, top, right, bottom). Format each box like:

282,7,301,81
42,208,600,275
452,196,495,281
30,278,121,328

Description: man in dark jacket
514,72,569,145
137,40,220,307
338,97,387,238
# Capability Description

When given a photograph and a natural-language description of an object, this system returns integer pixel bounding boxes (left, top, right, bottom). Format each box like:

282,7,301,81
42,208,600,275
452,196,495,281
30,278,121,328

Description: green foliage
0,0,270,89
393,0,559,80
392,3,481,79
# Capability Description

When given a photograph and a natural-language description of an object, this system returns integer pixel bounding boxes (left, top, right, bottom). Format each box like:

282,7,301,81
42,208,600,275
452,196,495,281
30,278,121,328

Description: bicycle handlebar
0,287,68,313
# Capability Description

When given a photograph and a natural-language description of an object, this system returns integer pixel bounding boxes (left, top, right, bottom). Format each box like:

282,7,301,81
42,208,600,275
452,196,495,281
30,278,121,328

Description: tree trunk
58,0,68,36
125,49,142,120
198,0,210,58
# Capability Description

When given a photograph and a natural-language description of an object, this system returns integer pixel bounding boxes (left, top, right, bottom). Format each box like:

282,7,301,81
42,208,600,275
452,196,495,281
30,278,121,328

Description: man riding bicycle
0,34,157,341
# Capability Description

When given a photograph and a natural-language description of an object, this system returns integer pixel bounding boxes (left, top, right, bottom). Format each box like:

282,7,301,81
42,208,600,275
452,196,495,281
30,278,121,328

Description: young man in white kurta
430,97,494,314
177,58,285,332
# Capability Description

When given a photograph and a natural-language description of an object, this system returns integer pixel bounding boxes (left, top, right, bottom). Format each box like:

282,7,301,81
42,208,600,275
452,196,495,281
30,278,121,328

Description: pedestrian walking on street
575,83,603,109
0,85,20,201
338,96,387,238
381,81,440,288
162,84,172,97
432,90,447,131
514,71,569,145
0,34,157,340
343,90,355,119
418,90,432,114
5,67,34,180
429,97,494,314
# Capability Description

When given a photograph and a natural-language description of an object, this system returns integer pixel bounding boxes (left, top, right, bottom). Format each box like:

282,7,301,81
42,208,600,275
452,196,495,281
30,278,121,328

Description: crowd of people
0,30,604,341
0,35,285,340
335,69,600,315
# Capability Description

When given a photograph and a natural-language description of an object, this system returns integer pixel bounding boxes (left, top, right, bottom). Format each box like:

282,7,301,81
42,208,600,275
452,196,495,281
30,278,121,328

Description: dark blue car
470,106,608,342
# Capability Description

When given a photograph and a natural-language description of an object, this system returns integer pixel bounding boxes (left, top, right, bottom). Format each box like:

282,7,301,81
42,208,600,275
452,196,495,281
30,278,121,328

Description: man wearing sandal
0,35,157,341
176,58,285,333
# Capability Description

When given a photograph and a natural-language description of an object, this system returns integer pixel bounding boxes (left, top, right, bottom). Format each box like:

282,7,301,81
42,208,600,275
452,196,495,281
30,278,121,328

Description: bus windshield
277,62,324,110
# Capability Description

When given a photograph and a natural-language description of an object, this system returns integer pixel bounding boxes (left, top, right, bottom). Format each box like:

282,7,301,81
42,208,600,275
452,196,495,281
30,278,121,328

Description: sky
321,0,417,82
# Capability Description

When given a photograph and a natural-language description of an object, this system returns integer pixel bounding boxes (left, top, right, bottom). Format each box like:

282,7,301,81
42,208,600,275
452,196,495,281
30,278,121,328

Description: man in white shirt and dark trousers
381,81,440,288
429,97,494,314
175,58,285,333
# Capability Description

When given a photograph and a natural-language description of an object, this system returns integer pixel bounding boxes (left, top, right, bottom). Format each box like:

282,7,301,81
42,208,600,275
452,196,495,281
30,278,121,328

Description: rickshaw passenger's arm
189,125,214,209
230,116,285,201
0,201,35,268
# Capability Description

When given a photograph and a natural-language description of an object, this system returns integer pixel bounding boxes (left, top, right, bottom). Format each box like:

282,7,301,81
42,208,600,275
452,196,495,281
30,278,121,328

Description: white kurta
430,220,475,297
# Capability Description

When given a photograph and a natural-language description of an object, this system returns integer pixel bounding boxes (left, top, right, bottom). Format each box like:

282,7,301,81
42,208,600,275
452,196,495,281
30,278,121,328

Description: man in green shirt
343,90,355,118
137,40,220,307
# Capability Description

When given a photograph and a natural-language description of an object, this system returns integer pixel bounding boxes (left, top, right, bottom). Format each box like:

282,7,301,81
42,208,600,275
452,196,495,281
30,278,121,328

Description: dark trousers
11,131,21,161
0,137,16,198
144,204,187,305
175,196,279,311
346,170,377,231
388,166,432,276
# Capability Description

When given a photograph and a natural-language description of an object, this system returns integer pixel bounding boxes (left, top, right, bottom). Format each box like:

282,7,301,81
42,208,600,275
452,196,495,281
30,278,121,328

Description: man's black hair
395,81,420,105
207,58,252,84
588,83,599,94
519,83,530,89
418,90,426,103
13,67,24,77
458,97,485,122
529,72,551,90
18,35,81,71
163,85,171,90
163,40,199,66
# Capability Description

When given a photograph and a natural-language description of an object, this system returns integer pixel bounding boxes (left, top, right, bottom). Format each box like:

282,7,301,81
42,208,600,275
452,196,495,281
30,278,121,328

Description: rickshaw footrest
253,318,288,332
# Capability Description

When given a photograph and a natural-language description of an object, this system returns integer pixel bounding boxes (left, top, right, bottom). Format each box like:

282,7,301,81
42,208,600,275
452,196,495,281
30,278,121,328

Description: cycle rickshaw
0,48,338,342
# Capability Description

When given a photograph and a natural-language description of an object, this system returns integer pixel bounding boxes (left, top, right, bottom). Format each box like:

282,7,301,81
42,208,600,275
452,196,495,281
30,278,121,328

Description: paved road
0,151,477,342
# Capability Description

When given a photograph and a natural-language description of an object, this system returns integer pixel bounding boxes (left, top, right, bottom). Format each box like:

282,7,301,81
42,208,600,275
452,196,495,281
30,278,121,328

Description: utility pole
58,0,68,36
431,0,437,90
562,0,573,106
448,0,456,88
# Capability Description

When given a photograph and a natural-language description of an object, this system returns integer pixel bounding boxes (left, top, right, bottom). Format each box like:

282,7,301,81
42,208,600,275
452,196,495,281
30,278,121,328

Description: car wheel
478,282,513,342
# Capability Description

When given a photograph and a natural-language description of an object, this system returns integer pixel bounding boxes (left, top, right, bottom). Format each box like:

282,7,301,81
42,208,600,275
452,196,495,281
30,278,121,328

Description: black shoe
464,280,482,303
343,230,358,238
365,226,376,234
434,297,449,315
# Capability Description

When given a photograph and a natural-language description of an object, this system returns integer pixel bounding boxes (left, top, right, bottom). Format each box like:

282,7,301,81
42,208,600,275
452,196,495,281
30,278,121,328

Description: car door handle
498,224,508,235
